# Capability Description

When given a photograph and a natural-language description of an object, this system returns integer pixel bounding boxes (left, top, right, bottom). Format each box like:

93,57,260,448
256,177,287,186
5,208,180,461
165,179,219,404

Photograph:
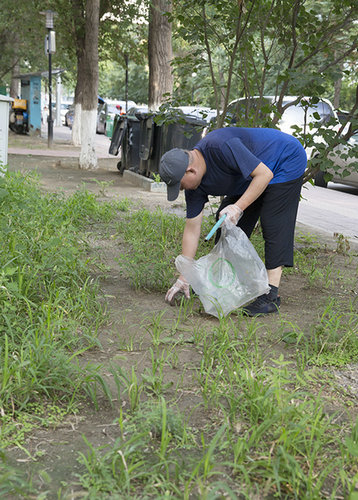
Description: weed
305,299,358,366
334,232,350,254
142,348,174,396
110,364,144,412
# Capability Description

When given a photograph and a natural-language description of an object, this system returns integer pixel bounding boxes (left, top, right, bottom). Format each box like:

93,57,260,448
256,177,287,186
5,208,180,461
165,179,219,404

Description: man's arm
236,162,273,210
220,162,273,224
235,162,273,211
182,211,204,259
165,210,203,304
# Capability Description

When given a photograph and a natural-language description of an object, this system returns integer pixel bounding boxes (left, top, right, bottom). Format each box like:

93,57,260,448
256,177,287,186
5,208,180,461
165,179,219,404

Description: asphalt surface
7,124,358,249
298,181,358,247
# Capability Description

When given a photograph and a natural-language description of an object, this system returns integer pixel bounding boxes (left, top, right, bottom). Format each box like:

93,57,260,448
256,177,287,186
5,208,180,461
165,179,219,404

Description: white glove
220,204,243,225
165,278,190,304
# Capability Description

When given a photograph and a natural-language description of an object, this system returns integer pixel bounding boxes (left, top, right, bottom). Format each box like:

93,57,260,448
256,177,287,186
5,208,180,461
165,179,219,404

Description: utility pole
40,10,57,147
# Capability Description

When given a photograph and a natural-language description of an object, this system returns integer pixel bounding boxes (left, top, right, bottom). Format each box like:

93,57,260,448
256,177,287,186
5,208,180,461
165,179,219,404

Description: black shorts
216,176,303,269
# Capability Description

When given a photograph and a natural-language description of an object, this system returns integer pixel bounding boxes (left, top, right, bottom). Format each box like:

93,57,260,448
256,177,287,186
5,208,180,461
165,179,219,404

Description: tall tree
171,0,358,113
78,0,100,169
148,0,173,110
0,0,47,86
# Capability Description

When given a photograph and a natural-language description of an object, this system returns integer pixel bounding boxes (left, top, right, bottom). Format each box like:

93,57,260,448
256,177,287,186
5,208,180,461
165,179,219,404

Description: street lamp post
40,10,57,147
124,54,129,112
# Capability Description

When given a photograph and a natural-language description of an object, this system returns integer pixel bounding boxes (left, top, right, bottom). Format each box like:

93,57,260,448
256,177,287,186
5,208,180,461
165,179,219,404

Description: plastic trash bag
175,221,269,318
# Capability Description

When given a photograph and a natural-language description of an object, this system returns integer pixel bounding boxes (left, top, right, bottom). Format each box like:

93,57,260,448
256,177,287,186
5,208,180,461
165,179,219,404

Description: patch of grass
2,174,357,499
74,371,358,499
0,172,118,437
306,299,358,366
70,303,358,499
115,208,265,292
0,450,36,498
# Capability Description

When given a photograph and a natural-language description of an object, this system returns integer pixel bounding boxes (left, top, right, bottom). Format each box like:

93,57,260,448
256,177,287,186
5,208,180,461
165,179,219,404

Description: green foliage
306,300,358,366
115,208,187,291
98,59,148,103
170,0,358,115
0,0,47,82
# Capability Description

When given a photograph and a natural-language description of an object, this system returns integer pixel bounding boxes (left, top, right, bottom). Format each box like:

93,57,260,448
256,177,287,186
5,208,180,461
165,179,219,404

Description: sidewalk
8,124,114,159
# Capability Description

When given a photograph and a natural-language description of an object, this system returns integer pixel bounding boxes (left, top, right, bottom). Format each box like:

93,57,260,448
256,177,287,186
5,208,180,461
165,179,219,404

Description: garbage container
109,107,148,174
0,95,14,174
109,114,127,155
139,111,207,177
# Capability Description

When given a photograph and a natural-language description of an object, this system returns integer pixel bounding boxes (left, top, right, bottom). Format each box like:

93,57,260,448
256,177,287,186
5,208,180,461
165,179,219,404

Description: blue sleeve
185,189,208,219
222,137,261,177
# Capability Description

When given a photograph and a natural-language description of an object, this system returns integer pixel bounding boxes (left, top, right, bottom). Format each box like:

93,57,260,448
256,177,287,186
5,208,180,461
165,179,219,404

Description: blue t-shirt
185,127,307,218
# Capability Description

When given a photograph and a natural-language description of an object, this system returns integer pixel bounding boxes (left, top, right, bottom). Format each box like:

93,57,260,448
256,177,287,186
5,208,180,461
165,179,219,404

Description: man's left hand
220,204,243,225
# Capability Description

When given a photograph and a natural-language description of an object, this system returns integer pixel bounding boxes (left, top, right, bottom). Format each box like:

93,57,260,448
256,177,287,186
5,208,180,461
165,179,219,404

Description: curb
123,170,167,193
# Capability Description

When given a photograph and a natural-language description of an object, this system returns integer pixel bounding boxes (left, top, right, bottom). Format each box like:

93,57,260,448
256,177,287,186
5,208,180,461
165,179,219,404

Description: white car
227,96,339,160
314,132,358,188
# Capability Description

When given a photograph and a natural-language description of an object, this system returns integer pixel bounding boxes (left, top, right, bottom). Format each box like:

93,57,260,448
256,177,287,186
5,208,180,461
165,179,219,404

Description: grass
0,172,357,498
0,171,120,426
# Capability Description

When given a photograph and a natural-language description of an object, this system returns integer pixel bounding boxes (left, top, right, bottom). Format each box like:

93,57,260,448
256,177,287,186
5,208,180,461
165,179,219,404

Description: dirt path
5,155,358,498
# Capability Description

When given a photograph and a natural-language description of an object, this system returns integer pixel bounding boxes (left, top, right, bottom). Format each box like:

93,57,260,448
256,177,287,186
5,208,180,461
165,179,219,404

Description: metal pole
48,29,53,148
124,54,129,112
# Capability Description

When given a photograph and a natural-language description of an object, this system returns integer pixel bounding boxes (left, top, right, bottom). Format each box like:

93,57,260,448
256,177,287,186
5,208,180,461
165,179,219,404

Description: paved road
297,181,358,246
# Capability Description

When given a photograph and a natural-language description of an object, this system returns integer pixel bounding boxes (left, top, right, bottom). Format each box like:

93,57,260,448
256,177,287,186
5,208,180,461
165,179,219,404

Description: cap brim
167,182,180,201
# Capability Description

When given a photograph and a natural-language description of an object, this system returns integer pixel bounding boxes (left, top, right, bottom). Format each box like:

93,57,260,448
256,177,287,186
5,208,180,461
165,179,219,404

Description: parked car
64,105,74,129
174,106,217,123
226,96,339,159
314,132,358,188
227,96,358,188
96,99,136,136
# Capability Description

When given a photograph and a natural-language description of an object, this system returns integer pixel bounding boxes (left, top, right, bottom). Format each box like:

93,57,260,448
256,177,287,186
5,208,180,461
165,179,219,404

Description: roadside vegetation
0,172,120,448
0,172,357,499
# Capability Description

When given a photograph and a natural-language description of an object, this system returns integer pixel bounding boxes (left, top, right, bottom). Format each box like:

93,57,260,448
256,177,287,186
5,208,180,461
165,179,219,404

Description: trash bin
109,114,127,155
138,113,158,176
139,111,207,177
124,110,148,174
0,95,14,174
109,107,148,174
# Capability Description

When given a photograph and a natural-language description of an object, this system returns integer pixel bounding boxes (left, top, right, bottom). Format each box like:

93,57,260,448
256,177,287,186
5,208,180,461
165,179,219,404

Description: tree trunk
72,58,85,147
79,0,99,169
148,0,173,111
10,57,20,99
334,78,342,110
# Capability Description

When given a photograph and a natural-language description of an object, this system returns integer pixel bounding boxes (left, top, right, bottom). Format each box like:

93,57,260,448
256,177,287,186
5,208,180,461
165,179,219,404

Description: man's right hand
165,278,190,305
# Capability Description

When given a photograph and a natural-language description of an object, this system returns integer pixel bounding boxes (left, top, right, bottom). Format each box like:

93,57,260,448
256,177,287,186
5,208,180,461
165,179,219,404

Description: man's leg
267,266,282,288
243,176,303,316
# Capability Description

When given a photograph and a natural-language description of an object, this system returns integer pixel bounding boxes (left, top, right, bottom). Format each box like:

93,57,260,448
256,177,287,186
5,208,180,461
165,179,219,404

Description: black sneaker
242,294,281,317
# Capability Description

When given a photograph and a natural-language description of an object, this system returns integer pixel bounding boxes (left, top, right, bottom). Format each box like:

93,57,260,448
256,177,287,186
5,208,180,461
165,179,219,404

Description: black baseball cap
159,148,189,201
